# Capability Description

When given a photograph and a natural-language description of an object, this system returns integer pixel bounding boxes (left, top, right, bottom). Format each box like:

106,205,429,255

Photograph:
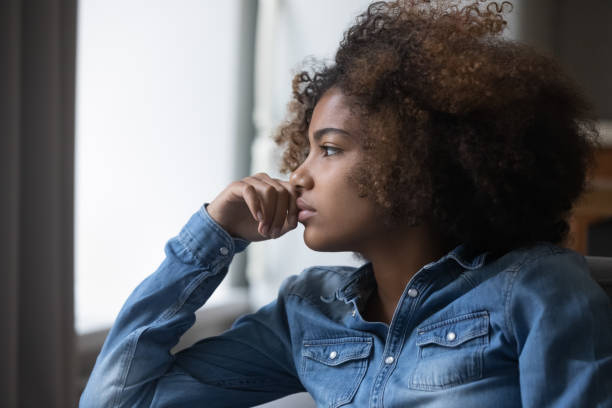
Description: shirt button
329,351,338,360
219,247,229,255
407,288,418,298
446,331,456,341
385,356,394,364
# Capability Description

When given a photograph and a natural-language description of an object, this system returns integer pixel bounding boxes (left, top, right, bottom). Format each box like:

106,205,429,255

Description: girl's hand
206,173,299,241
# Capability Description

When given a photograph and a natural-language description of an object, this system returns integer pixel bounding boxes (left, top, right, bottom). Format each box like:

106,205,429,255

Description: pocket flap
416,311,489,348
302,337,373,366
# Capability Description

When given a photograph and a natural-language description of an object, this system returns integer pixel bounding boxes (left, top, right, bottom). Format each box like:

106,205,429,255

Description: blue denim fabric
80,205,612,407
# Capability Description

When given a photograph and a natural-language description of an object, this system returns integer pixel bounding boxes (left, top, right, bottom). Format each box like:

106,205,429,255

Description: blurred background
1,0,610,407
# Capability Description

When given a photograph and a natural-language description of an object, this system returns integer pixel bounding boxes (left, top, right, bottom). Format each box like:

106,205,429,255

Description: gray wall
514,0,612,120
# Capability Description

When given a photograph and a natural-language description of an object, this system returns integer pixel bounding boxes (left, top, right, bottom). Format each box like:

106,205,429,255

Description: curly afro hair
274,0,599,256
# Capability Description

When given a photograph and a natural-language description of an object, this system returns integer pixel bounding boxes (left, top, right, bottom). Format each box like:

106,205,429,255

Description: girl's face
290,88,385,253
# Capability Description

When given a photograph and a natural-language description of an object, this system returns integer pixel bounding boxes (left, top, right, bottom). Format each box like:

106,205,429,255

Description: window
74,0,246,334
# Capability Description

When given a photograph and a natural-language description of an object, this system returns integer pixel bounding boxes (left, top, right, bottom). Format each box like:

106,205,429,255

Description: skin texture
206,173,298,242
209,88,448,324
289,88,382,253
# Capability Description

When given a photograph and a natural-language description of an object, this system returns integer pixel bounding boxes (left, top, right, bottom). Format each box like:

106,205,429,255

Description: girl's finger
244,175,278,236
279,179,298,229
263,178,290,237
253,174,296,237
240,182,264,223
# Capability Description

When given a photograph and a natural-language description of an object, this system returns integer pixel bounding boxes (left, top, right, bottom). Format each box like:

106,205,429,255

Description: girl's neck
361,223,449,325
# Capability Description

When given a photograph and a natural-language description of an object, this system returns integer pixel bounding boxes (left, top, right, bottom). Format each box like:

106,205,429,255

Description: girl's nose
290,163,314,191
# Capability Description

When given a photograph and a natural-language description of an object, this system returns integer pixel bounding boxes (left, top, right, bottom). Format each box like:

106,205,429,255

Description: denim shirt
80,205,612,407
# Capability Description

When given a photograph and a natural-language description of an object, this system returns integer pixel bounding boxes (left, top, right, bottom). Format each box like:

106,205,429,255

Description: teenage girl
81,1,612,406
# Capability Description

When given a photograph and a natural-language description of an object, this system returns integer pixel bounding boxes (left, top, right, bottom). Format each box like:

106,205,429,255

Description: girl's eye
321,145,341,156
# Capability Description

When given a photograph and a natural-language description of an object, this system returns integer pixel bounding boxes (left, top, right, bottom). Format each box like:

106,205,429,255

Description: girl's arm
509,249,612,407
80,204,304,407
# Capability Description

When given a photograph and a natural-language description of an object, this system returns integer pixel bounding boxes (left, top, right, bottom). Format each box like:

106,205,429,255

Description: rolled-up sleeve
80,205,303,407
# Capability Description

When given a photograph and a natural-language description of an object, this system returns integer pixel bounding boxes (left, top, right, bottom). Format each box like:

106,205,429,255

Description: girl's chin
303,229,350,252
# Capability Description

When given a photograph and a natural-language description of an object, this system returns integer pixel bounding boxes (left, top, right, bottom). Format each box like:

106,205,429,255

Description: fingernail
257,211,263,222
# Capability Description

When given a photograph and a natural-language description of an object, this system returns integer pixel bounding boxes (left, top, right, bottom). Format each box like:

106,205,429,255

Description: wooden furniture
586,256,612,299
567,147,612,254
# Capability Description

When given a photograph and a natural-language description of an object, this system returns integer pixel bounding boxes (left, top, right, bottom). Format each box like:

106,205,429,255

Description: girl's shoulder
500,242,590,282
498,242,609,311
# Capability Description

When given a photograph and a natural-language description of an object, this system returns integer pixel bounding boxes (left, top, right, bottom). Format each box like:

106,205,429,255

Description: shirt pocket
410,310,489,391
301,336,372,408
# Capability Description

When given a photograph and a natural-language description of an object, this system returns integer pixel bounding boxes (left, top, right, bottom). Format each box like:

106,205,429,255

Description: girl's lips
298,209,316,223
296,198,316,223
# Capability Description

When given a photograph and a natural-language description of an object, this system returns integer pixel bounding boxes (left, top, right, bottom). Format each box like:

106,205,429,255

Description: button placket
372,270,431,404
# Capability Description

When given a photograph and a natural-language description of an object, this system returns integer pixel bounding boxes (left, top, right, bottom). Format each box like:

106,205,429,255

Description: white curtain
248,0,375,308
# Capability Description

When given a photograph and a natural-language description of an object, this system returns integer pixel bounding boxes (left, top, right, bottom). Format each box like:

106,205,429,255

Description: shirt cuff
177,203,250,268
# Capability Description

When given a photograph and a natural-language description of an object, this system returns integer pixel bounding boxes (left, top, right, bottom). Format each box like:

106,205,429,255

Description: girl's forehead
311,89,362,132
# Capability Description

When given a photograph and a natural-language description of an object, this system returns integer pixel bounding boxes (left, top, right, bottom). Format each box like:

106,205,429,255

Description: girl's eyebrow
312,127,352,142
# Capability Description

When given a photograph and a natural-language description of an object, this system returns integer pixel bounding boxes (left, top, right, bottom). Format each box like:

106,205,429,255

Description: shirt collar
335,244,489,303
441,243,489,270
